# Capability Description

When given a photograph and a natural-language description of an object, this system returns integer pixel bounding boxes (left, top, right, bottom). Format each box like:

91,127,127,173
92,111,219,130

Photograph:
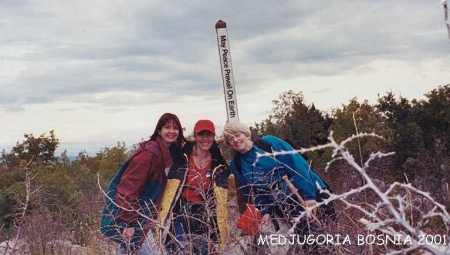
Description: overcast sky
1,0,449,155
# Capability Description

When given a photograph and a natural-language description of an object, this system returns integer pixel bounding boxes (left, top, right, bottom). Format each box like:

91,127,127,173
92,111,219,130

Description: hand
122,227,135,241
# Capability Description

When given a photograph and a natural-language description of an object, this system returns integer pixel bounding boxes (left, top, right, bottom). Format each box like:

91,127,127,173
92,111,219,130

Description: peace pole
215,20,239,120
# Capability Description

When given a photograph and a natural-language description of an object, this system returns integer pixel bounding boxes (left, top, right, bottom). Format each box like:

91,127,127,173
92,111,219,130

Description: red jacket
115,136,173,223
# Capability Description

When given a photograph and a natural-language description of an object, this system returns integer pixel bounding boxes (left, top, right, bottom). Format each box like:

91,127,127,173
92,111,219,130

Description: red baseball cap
194,120,215,135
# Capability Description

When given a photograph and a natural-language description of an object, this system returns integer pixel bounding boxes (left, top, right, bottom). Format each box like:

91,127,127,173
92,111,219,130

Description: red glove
236,203,263,236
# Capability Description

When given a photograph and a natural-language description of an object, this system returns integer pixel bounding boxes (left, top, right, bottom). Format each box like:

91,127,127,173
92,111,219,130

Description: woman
159,119,230,255
222,120,335,254
101,113,184,254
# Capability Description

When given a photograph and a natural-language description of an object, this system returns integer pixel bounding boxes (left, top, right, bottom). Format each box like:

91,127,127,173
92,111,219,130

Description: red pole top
215,20,227,29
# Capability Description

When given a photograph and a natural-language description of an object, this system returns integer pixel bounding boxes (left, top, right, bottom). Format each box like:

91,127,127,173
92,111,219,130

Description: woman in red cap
159,119,230,254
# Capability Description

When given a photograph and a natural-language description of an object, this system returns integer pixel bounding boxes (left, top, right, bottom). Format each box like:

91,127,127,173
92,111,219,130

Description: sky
1,0,449,156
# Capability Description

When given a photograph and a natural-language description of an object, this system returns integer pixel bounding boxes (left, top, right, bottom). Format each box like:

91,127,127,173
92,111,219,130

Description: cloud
1,1,449,156
1,1,448,112
236,1,449,80
312,88,332,94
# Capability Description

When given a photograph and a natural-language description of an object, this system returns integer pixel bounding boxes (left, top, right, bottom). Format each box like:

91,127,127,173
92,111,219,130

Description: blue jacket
230,135,327,214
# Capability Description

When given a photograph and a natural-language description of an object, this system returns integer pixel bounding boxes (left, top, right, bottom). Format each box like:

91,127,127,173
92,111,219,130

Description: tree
253,90,332,167
418,84,450,152
71,142,128,187
377,85,450,203
1,130,59,168
254,90,331,148
331,98,392,165
377,93,423,166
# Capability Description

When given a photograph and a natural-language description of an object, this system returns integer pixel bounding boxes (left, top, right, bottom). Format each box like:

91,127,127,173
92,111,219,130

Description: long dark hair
150,113,185,149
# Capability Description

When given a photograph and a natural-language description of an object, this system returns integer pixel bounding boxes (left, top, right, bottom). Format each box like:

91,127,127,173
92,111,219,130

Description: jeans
165,200,213,255
169,214,208,255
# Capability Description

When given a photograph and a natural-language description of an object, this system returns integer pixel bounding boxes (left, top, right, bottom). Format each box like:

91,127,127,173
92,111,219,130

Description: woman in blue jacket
223,120,334,241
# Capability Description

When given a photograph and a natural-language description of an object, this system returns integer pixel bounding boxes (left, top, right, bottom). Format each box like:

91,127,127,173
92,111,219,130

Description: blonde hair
223,120,251,138
219,120,251,158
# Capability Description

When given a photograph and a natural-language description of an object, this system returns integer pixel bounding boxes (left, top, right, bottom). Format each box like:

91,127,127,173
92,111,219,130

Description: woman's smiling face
159,120,179,144
226,132,252,153
195,131,214,151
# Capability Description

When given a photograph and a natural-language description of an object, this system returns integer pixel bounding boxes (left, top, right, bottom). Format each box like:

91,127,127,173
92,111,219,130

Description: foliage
253,90,332,167
71,142,128,187
0,134,129,245
0,85,448,253
254,90,331,148
252,85,449,206
1,130,59,168
331,98,392,166
376,85,450,195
